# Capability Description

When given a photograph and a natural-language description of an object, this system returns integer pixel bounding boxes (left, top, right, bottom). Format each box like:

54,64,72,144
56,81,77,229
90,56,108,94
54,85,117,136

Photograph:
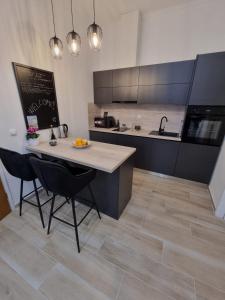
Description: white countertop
26,137,136,173
89,127,181,142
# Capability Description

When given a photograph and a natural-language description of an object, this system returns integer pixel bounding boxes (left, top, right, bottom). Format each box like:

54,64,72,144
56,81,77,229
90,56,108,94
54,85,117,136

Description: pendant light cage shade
87,23,103,51
49,36,63,59
67,31,81,56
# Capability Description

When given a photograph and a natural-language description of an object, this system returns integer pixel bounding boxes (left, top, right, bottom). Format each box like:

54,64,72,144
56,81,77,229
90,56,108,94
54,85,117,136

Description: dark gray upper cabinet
113,67,139,87
139,60,195,85
174,143,220,183
93,70,113,104
112,86,138,102
138,84,190,105
94,88,112,104
189,52,225,106
93,70,113,87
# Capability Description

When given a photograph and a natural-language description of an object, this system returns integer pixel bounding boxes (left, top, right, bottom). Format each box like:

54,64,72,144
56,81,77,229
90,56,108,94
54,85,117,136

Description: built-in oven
182,106,225,146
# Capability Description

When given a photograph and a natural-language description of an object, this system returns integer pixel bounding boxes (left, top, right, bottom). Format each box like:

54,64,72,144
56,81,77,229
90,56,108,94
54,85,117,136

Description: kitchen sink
149,130,179,138
112,127,129,132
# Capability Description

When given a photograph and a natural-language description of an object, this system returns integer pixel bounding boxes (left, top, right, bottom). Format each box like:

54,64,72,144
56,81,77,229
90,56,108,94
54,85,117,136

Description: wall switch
9,129,17,136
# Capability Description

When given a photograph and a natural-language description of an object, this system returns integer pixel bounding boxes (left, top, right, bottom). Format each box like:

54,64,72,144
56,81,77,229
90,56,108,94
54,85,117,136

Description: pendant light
87,0,103,51
49,0,63,59
67,0,81,56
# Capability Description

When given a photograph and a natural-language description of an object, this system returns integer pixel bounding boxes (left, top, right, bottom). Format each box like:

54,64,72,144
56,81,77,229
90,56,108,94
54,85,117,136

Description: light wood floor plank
1,170,225,300
0,258,47,300
100,237,195,300
195,280,225,300
0,224,56,289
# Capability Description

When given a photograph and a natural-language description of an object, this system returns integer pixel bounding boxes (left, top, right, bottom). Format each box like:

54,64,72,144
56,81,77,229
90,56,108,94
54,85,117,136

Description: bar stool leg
88,185,101,220
47,195,55,234
33,179,45,229
71,198,80,253
19,180,23,216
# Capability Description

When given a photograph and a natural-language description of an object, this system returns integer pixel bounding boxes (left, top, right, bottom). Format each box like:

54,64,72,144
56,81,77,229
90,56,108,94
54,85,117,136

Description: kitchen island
27,137,136,219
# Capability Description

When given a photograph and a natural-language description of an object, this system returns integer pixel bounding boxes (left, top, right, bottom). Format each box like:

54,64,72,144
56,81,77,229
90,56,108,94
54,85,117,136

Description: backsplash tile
88,103,186,134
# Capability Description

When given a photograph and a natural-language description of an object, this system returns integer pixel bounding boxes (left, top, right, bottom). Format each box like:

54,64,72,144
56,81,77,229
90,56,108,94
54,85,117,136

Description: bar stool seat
0,148,52,228
30,157,101,253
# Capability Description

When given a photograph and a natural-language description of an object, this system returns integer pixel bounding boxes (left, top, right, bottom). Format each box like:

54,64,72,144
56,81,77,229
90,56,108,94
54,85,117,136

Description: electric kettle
58,124,68,138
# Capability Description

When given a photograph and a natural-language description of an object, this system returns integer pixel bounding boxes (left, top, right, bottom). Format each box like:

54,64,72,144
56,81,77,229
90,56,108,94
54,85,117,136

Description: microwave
94,116,116,128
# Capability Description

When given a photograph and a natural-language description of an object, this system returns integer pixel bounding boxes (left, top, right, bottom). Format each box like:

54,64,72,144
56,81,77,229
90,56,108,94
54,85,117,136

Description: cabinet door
174,143,220,183
138,84,190,105
94,88,112,104
139,60,194,85
93,70,112,87
89,131,117,144
145,139,180,175
116,135,180,174
112,86,138,102
189,52,225,105
113,67,139,87
116,135,145,169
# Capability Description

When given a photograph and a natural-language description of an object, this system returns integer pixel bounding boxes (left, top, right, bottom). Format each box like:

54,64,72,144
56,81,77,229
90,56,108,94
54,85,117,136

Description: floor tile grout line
115,272,125,300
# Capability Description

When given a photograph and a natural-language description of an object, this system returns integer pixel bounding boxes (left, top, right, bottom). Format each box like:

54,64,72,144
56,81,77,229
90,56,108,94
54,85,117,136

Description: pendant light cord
93,0,96,23
71,0,75,31
50,0,56,36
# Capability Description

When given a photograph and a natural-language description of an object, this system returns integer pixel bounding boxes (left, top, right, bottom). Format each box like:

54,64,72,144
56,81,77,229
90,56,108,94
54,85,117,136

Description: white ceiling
80,0,195,24
102,0,194,15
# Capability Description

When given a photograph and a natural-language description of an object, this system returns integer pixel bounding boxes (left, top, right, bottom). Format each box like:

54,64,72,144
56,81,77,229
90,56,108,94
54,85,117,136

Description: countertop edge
26,142,136,174
89,127,182,142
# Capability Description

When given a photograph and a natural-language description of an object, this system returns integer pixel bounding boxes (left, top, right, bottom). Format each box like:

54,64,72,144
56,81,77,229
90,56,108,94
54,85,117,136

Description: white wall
210,139,225,218
0,0,93,206
92,0,225,70
138,0,225,65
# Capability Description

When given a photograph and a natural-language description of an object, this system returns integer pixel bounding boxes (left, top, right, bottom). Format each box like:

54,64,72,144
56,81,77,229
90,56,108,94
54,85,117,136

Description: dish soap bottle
49,125,57,146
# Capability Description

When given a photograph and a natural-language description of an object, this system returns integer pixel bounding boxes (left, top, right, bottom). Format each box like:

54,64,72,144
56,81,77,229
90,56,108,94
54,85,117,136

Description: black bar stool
29,157,101,253
0,148,51,228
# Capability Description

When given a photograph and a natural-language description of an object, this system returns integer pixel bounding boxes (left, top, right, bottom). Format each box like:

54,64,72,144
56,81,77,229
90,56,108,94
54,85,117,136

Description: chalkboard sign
13,62,60,130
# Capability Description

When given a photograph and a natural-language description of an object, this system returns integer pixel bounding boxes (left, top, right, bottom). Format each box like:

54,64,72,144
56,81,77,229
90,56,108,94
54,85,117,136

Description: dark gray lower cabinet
116,134,180,175
89,131,220,183
89,131,117,144
174,143,220,183
90,131,180,176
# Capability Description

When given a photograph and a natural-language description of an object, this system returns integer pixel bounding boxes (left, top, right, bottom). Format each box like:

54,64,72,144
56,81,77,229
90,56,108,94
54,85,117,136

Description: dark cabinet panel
93,70,113,87
113,86,138,102
189,52,225,105
138,84,190,105
116,134,180,175
113,67,139,87
144,139,180,175
94,88,112,104
174,143,220,183
139,60,194,85
116,135,145,169
89,131,117,144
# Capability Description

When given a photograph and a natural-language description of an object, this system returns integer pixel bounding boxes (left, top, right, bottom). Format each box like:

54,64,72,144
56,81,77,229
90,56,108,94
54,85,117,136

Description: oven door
182,114,225,146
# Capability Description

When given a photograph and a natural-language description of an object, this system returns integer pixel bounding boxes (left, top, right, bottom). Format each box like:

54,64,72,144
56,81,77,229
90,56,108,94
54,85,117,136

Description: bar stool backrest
0,148,36,181
30,157,94,198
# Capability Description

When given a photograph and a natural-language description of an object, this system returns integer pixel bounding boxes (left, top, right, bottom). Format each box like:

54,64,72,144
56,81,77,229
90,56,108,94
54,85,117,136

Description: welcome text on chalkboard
13,63,60,130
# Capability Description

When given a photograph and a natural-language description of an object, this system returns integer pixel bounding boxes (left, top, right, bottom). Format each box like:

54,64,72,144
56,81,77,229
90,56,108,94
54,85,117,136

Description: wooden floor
1,169,225,300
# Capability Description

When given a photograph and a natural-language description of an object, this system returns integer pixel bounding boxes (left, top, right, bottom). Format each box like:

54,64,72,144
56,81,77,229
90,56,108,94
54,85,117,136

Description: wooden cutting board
0,178,11,220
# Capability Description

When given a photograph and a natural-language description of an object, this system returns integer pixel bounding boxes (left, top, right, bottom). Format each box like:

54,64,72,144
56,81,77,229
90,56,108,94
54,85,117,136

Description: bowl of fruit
72,138,90,149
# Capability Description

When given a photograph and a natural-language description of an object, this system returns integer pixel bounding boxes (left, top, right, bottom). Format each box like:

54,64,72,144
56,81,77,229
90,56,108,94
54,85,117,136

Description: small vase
28,138,39,146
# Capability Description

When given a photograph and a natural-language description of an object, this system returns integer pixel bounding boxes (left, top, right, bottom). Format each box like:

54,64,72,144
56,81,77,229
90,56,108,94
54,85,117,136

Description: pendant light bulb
87,0,103,51
67,31,81,56
49,36,63,59
49,0,63,59
67,0,81,56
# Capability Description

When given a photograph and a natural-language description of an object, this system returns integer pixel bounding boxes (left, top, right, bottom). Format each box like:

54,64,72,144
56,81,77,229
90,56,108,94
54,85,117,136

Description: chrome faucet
159,116,168,135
